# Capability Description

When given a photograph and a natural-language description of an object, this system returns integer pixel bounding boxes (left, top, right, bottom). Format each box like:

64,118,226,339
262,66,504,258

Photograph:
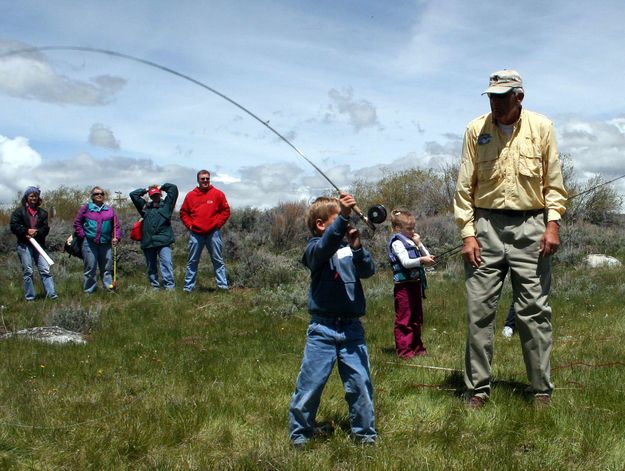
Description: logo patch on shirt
206,200,214,204
477,133,492,145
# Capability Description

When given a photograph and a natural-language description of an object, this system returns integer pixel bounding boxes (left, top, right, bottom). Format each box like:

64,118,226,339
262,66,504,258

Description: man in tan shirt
454,70,567,408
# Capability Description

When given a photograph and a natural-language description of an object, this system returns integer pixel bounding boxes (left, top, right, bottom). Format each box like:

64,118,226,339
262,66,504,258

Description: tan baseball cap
482,69,523,95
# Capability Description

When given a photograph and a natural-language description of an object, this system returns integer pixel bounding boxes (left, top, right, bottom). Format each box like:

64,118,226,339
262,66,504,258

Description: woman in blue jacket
73,187,121,293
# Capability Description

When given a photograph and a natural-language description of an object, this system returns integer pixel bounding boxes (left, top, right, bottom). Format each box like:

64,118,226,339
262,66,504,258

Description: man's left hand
540,221,560,256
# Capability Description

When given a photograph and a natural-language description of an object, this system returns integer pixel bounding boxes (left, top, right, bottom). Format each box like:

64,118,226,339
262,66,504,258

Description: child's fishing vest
387,233,427,296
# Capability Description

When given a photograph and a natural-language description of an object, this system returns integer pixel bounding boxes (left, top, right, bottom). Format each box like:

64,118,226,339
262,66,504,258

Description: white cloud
559,117,625,177
0,146,313,209
0,135,43,203
88,123,121,149
0,40,126,106
212,172,240,185
327,88,380,132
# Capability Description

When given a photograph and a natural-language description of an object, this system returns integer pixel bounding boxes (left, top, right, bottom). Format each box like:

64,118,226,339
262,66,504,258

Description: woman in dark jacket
129,183,179,290
9,186,58,300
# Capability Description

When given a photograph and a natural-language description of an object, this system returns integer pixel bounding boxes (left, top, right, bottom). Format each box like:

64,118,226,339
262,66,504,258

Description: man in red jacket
180,169,231,291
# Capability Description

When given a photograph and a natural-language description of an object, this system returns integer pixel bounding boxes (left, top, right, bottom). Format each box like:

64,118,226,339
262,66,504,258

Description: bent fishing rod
0,45,376,230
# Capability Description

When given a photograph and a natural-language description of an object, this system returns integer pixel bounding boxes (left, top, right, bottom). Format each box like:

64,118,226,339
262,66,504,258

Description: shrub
44,302,101,333
350,167,455,218
251,282,308,317
40,186,92,221
228,247,305,289
267,201,308,252
0,225,13,254
114,244,145,276
567,175,623,225
557,221,625,265
46,219,74,253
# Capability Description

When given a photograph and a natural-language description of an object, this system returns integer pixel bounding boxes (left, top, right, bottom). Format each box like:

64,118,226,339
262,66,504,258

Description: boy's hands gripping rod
339,192,363,249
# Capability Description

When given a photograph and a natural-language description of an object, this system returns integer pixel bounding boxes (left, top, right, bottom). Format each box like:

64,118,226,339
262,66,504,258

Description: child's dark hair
390,208,415,230
306,196,340,235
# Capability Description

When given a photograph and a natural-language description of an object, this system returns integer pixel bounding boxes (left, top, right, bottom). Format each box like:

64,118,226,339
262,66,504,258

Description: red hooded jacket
180,185,231,234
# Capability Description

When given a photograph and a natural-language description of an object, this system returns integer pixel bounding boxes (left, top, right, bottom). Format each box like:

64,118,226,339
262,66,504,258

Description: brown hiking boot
466,395,486,409
533,394,551,408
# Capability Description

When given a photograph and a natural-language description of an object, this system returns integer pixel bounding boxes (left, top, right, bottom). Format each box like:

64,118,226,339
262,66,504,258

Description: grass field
1,248,625,470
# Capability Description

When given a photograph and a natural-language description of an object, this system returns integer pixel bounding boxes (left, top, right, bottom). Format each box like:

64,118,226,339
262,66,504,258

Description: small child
387,209,435,358
288,193,377,447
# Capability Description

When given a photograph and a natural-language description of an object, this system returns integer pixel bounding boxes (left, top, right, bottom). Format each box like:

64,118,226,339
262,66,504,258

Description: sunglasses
92,192,104,196
199,177,210,181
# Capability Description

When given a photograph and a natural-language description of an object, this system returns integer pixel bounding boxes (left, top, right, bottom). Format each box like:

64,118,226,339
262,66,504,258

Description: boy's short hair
306,196,340,235
390,208,415,230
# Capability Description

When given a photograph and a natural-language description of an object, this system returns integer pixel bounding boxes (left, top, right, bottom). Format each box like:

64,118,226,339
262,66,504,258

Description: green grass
1,253,625,470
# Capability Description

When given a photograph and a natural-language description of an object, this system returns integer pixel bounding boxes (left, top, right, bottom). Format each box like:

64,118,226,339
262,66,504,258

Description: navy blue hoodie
302,214,375,318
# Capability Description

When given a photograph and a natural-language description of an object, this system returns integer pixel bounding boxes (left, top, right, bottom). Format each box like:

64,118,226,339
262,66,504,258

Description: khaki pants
464,209,554,399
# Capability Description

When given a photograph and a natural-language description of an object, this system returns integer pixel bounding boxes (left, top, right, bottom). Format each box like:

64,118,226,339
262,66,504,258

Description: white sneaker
502,326,514,338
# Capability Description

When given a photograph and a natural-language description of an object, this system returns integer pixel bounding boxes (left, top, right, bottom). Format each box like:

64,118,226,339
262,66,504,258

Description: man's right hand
462,236,482,268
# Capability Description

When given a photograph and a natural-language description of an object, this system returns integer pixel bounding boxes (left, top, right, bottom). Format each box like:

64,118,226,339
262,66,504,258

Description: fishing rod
0,45,377,230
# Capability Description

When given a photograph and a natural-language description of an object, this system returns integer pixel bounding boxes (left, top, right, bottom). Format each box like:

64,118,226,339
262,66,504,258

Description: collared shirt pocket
518,139,543,179
476,146,500,183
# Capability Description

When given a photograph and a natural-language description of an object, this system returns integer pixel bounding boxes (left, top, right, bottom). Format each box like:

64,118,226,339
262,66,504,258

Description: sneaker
502,326,514,338
292,440,309,450
351,434,376,445
312,423,334,437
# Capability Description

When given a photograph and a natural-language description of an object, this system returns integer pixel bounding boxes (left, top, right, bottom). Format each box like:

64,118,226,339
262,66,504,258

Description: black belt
477,207,544,217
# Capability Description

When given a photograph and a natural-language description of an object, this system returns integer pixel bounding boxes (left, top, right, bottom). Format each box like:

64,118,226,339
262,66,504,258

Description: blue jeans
504,302,516,329
82,238,113,293
144,245,175,290
184,230,228,291
16,242,57,300
288,317,376,445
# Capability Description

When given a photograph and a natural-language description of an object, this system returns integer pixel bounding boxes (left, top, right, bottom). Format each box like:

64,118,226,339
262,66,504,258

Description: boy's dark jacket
10,206,50,247
302,214,375,318
129,183,179,250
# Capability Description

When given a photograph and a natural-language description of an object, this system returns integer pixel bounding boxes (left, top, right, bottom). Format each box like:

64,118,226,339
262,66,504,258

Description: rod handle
353,205,376,231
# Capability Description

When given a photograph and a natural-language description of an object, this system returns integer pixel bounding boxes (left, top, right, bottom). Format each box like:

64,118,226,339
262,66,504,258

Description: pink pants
394,281,426,358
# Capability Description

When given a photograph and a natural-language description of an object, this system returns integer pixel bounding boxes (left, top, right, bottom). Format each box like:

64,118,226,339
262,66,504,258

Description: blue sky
1,0,625,208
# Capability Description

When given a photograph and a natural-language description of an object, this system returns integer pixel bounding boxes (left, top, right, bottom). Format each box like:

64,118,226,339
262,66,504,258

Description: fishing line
0,45,375,229
568,173,625,200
